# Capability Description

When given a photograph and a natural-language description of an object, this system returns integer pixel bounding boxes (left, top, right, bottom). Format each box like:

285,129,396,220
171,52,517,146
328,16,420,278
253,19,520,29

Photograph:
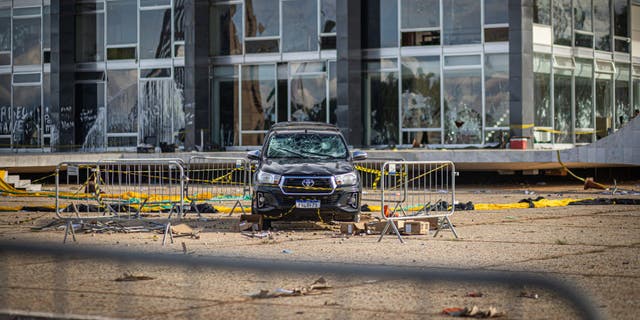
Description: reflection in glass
575,59,594,143
321,0,336,33
443,0,481,45
534,55,552,139
13,17,41,65
174,0,185,42
245,0,279,37
12,85,41,147
484,0,508,25
76,12,105,62
401,0,439,29
614,0,628,37
241,65,276,145
484,54,509,131
401,56,440,137
140,79,185,146
140,9,172,59
595,75,612,139
554,70,572,143
363,0,397,48
0,74,10,137
212,66,238,146
574,0,592,32
283,0,318,52
43,72,53,146
107,0,137,45
533,0,551,25
43,5,50,50
211,3,243,56
615,64,630,127
553,0,572,46
364,62,398,146
107,70,138,134
0,8,9,52
75,83,106,149
634,79,640,119
291,74,326,122
594,0,611,51
329,61,337,124
444,68,482,144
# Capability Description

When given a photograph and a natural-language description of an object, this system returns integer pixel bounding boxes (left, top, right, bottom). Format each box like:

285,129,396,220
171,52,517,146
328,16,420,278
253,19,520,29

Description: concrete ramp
557,116,640,167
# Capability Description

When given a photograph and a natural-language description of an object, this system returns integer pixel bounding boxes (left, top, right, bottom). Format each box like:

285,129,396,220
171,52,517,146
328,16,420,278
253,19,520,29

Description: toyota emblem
301,178,315,188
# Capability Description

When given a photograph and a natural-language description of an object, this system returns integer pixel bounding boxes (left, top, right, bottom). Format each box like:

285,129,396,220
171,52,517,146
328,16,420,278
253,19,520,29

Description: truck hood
259,159,354,176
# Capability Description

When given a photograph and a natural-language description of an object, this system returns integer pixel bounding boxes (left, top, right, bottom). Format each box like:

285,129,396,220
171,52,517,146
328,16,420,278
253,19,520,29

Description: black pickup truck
247,122,367,224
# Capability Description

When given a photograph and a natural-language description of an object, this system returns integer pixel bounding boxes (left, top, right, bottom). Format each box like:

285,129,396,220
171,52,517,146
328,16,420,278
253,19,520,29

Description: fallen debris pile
442,306,503,318
249,277,331,299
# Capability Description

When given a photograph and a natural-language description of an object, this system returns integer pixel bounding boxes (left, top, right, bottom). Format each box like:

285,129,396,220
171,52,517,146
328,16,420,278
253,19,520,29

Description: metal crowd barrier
96,159,186,219
355,157,405,208
54,162,103,222
185,156,251,217
379,161,458,243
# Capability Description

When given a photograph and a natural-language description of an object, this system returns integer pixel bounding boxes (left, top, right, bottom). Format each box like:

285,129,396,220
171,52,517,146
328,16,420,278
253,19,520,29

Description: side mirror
247,150,261,161
352,150,367,161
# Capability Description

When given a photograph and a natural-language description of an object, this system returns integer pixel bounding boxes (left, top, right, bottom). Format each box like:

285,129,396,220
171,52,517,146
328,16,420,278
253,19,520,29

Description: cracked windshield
266,133,347,159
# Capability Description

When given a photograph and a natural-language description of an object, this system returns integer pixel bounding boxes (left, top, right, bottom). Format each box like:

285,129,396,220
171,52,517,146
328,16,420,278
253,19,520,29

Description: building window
533,0,551,25
245,0,279,53
442,0,481,46
210,1,243,56
75,82,106,149
443,55,482,144
594,0,611,51
211,66,238,147
615,63,630,127
241,64,276,145
595,60,614,139
320,0,336,49
401,56,440,145
363,0,397,49
553,56,575,144
484,0,508,42
575,59,594,143
614,0,630,52
140,7,172,59
107,0,137,60
12,81,42,148
0,74,11,147
364,60,398,146
574,0,593,48
282,0,318,52
400,0,440,46
13,7,41,66
553,0,572,46
533,54,551,143
107,69,138,142
76,2,105,63
290,62,326,122
484,53,509,144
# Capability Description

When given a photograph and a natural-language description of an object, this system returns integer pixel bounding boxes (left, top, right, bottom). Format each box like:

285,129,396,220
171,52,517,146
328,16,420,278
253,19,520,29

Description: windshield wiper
270,146,305,158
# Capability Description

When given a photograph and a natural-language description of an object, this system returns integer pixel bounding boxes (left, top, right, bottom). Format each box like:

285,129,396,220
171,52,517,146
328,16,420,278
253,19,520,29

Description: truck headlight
335,172,358,186
256,170,281,185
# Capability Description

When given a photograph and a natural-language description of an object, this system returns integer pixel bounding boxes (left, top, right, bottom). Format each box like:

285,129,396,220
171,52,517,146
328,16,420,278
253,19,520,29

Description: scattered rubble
249,277,331,299
114,272,155,282
442,306,503,318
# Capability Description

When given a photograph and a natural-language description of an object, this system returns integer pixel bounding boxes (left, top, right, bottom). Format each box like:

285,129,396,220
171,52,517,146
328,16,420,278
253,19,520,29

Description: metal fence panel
380,161,458,242
185,156,251,217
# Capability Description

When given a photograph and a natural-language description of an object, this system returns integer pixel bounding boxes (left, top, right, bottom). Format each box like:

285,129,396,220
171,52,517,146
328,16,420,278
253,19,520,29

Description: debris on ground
171,223,200,239
281,249,293,254
466,291,484,298
441,306,503,318
32,219,166,234
518,291,539,299
114,272,155,282
249,277,331,299
241,231,272,239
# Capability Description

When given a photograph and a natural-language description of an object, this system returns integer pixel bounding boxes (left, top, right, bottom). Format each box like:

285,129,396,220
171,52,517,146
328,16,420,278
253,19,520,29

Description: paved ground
0,182,638,319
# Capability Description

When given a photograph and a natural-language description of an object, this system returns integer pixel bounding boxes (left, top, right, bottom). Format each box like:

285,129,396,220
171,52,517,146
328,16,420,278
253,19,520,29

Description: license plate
295,200,320,209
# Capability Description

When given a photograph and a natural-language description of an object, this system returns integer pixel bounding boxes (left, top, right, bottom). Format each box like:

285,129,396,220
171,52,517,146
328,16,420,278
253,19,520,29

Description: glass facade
0,0,637,152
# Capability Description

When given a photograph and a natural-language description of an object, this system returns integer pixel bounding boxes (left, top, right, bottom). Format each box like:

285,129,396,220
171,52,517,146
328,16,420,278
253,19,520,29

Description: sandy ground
0,182,638,319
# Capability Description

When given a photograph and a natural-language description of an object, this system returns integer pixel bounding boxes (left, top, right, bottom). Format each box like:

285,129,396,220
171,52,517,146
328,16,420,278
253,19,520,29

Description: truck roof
269,121,340,132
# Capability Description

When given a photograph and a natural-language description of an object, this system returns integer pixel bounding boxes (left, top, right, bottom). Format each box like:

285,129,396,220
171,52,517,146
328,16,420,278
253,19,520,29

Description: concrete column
50,0,75,151
509,0,535,148
184,0,210,151
336,0,362,146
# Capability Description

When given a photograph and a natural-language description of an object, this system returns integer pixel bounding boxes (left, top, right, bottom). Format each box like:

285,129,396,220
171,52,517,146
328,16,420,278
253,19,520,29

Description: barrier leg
63,220,77,243
162,222,174,246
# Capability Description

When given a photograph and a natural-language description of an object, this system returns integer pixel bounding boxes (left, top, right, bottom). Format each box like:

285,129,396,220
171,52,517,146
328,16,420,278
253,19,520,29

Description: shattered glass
575,59,594,143
443,68,482,144
615,64,630,127
554,70,572,143
139,79,185,146
241,65,276,143
266,133,347,159
75,83,106,150
290,74,326,122
107,69,138,135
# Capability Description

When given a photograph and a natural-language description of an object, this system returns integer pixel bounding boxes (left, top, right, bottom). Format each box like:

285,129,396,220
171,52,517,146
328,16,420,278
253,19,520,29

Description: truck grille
281,177,335,195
